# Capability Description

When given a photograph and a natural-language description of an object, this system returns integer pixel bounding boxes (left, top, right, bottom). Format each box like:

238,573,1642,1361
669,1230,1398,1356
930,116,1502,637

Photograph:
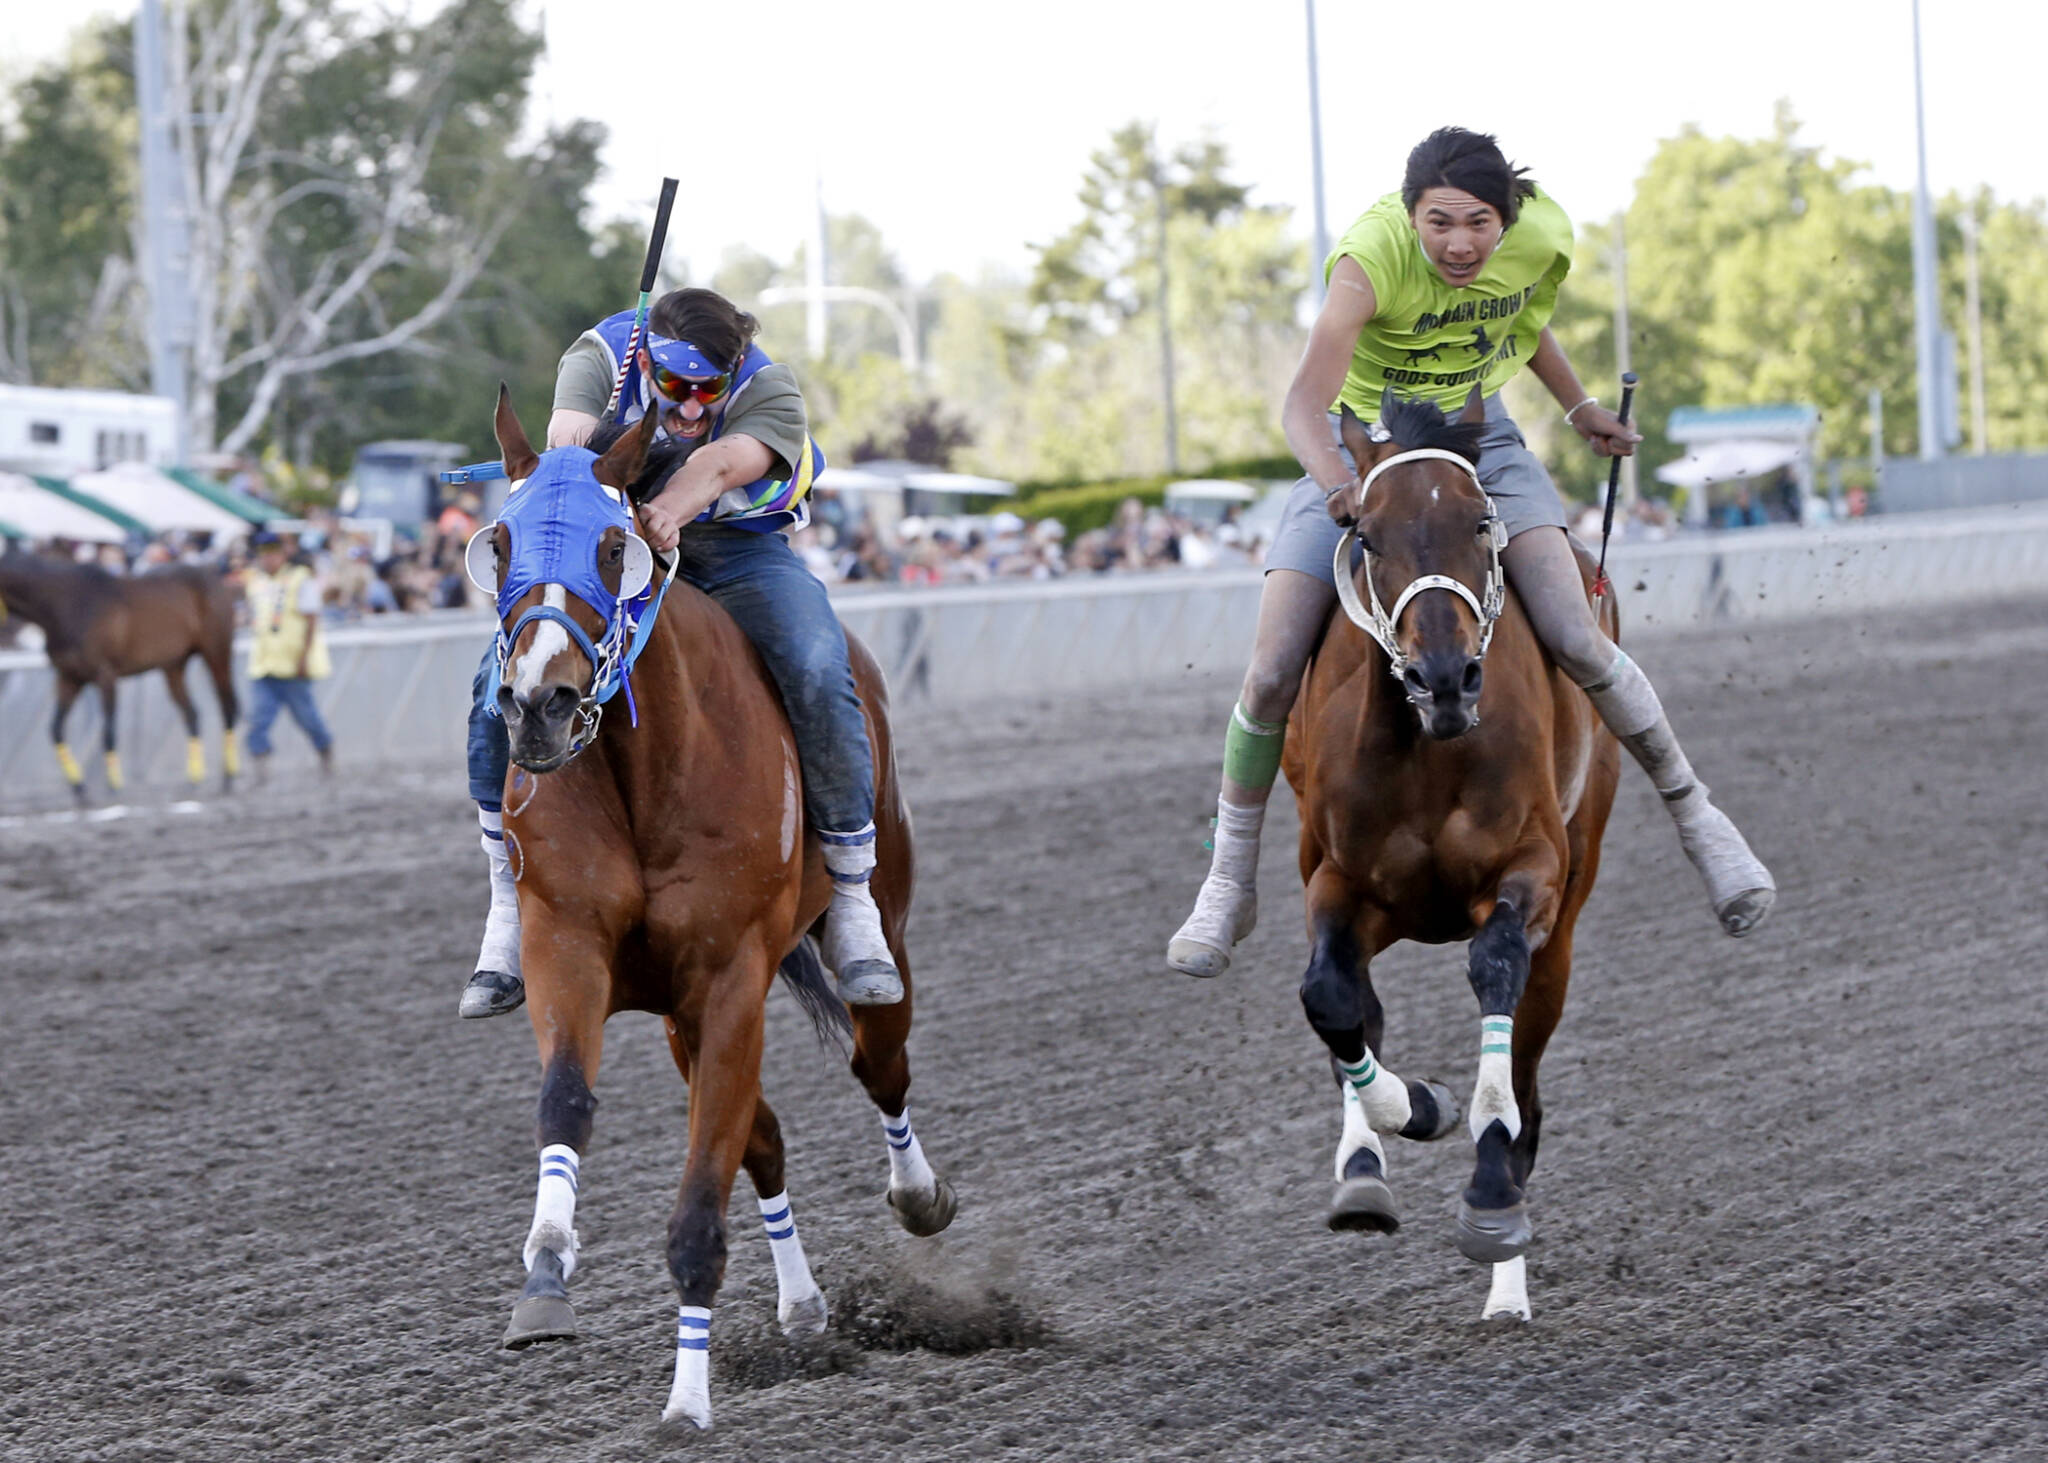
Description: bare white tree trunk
164,0,507,456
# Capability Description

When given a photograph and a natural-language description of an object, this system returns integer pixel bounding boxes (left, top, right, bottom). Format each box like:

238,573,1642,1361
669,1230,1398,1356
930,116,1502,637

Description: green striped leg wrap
1469,1016,1521,1141
1222,701,1285,790
1337,1047,1412,1133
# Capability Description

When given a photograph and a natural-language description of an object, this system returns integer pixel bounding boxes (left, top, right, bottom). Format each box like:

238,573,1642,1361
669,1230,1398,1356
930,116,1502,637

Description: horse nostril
497,685,519,720
1402,667,1430,699
1462,661,1484,696
542,685,580,724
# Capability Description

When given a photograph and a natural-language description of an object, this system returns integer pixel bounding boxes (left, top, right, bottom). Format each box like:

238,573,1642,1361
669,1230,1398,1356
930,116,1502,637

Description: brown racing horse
1282,388,1620,1323
474,392,954,1429
0,549,240,800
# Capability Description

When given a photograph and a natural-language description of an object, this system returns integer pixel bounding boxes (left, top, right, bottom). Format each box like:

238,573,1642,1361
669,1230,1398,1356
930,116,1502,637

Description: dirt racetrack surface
5,601,2048,1462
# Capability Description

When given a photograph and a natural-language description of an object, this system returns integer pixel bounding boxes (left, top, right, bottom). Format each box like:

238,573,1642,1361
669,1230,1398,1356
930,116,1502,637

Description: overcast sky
11,0,2045,284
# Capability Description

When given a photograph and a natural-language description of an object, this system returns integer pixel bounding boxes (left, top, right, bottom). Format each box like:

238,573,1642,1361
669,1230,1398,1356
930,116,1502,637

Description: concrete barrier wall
5,502,2045,803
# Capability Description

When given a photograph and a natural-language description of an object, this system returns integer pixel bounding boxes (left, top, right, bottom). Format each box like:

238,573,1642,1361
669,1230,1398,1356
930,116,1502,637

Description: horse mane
1380,393,1486,465
585,422,703,505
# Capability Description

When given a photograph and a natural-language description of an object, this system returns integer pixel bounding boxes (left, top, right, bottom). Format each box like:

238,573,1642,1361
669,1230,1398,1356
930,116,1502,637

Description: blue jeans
466,525,874,832
247,676,333,757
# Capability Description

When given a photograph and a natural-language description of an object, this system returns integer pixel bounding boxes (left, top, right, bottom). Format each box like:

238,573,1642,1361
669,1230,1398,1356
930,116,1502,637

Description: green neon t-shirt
1325,188,1574,415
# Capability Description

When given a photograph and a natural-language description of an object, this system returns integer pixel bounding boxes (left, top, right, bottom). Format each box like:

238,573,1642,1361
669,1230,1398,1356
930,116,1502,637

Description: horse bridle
1332,447,1508,678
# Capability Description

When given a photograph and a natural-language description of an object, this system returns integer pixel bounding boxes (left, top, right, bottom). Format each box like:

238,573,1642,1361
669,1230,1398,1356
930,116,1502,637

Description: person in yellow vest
243,529,334,776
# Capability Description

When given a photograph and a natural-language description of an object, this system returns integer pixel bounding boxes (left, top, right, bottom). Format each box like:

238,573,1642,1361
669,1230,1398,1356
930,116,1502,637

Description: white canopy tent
0,472,129,543
1654,440,1803,491
69,461,255,537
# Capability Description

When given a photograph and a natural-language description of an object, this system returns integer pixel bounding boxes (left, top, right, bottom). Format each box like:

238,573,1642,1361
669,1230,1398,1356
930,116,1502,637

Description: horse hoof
1398,1080,1462,1142
838,961,904,1006
1455,1201,1533,1264
1328,1176,1400,1234
888,1176,958,1237
503,1294,578,1348
460,970,525,1019
779,1287,829,1338
1165,935,1232,979
1717,886,1776,937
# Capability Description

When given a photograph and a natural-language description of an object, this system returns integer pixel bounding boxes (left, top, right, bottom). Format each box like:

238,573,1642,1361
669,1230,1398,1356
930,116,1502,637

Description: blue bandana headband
645,335,731,380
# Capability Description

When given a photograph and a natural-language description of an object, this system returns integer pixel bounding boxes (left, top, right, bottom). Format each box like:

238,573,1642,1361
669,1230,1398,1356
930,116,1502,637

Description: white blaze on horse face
510,584,571,700
1468,1015,1522,1142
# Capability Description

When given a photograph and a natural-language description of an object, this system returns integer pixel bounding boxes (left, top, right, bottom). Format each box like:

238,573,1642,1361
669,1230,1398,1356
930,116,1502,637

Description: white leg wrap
757,1190,827,1336
477,807,521,977
522,1143,580,1279
662,1305,712,1428
1208,796,1265,889
1483,1256,1531,1321
819,823,877,881
881,1107,937,1197
1468,1016,1522,1142
1335,1047,1414,1134
820,825,897,979
1334,1082,1388,1182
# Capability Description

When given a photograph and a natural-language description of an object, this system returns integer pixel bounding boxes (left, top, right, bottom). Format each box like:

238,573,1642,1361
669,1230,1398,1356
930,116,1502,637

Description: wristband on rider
1563,397,1599,426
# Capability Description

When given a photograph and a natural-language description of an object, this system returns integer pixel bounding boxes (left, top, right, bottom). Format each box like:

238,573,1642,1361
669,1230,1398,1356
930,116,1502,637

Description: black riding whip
1592,369,1638,598
606,177,680,425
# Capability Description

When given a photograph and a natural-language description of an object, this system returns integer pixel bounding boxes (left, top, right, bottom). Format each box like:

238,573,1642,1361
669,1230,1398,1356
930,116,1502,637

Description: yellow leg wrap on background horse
186,737,206,784
104,751,124,792
54,742,83,786
222,732,242,778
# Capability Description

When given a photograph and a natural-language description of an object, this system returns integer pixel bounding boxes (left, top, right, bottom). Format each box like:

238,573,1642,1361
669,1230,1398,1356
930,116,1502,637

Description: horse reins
1332,447,1508,678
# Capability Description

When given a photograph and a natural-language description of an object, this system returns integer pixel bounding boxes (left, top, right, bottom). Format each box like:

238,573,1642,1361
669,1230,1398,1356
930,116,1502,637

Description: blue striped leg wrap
675,1306,710,1352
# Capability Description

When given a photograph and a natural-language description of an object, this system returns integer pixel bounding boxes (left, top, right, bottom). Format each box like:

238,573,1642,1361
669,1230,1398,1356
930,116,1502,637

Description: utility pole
1305,0,1330,295
1962,207,1988,454
1156,163,1181,475
807,170,829,360
1909,0,1942,462
135,0,193,460
1611,211,1637,508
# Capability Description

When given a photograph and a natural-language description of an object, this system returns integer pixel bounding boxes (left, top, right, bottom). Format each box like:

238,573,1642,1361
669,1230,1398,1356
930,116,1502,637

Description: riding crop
606,177,680,425
1592,369,1638,599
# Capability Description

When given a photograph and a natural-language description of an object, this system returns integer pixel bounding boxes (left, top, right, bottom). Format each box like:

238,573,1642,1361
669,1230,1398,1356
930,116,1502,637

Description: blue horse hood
495,447,635,622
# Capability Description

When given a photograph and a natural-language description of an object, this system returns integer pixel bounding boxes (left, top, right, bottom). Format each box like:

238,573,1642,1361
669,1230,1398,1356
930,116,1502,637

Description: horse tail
777,935,852,1048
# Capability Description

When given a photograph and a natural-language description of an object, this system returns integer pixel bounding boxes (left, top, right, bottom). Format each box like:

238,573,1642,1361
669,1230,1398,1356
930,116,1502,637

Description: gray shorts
1265,394,1568,583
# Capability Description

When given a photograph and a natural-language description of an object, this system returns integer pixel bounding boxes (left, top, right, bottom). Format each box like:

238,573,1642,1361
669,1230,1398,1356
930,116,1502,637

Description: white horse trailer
0,385,179,478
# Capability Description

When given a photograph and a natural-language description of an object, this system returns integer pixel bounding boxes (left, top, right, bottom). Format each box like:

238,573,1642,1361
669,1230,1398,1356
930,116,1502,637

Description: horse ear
494,383,540,481
1337,403,1374,469
1458,384,1486,426
593,410,658,492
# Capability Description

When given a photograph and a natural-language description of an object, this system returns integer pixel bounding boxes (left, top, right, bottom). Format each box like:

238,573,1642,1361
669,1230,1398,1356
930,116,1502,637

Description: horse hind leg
849,943,956,1238
51,677,86,804
95,674,123,794
725,1069,828,1339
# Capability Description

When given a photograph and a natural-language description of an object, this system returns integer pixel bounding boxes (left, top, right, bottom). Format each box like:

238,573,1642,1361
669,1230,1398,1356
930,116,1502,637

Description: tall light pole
1909,0,1943,462
135,0,193,460
1305,0,1330,294
1611,211,1637,508
1156,163,1181,474
1962,207,1987,454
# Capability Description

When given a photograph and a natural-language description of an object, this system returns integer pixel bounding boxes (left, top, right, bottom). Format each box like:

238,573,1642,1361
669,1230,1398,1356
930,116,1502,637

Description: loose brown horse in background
1282,389,1621,1323
0,549,240,800
472,394,954,1430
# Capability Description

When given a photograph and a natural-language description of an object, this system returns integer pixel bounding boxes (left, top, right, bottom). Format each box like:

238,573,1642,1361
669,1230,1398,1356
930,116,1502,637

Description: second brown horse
474,395,954,1430
1282,390,1620,1323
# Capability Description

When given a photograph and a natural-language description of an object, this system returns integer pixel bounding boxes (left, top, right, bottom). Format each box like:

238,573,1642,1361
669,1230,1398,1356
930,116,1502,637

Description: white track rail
3,504,2044,801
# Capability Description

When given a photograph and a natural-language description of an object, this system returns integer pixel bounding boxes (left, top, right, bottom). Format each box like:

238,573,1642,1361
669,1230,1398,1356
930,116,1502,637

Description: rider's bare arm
1528,328,1639,459
547,409,600,449
1284,256,1378,499
638,434,777,552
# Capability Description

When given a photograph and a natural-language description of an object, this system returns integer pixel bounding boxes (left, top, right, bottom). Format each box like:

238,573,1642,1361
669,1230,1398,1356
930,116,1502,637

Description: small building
0,385,180,478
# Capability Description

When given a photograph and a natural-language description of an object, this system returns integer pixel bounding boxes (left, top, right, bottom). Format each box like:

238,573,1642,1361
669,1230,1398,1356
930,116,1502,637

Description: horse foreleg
95,674,122,794
661,944,773,1430
1457,893,1544,1269
851,943,957,1238
199,636,239,789
162,659,205,786
1299,874,1457,1235
503,928,609,1352
51,678,86,803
